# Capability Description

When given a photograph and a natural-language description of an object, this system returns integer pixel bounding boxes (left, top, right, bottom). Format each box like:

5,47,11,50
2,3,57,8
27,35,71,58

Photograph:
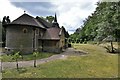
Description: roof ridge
33,18,46,29
36,16,52,28
9,14,46,29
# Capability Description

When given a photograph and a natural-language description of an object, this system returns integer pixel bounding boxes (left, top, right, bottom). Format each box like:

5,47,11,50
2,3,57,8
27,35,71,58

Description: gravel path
1,48,87,70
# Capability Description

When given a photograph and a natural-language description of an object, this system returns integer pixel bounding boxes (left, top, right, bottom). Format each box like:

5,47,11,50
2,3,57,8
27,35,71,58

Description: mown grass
1,52,55,62
2,44,118,78
98,42,119,50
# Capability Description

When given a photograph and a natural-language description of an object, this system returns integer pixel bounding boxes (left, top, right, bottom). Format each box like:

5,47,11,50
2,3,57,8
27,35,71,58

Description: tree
103,35,115,53
39,16,46,21
2,16,6,47
39,16,54,23
70,1,120,53
0,56,3,72
12,51,21,70
46,16,54,23
2,16,11,47
33,52,39,67
95,2,119,52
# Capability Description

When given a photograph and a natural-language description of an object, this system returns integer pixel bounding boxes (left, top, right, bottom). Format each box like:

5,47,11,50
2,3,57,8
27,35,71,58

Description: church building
3,13,69,54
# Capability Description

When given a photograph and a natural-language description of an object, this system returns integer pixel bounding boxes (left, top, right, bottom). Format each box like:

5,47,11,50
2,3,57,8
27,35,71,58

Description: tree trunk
110,41,114,53
21,55,23,60
34,57,36,67
16,59,19,70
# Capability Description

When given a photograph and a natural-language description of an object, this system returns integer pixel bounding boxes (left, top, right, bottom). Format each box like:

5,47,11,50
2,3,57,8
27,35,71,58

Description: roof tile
10,14,45,29
42,27,61,40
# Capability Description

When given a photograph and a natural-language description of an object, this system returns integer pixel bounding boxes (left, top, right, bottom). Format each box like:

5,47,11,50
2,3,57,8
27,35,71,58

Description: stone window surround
23,28,28,33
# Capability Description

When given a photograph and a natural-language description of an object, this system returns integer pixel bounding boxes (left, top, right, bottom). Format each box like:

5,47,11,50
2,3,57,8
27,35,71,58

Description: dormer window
23,28,28,33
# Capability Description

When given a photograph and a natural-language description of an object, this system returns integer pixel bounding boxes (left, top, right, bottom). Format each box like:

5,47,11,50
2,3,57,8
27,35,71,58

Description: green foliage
12,51,21,70
33,52,39,58
70,2,120,43
2,52,55,62
1,17,8,47
12,52,21,59
40,16,54,23
33,52,39,67
46,16,54,23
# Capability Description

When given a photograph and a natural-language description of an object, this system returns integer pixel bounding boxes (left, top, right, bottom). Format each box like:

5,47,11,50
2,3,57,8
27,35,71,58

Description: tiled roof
36,16,52,28
10,14,45,29
42,27,61,40
5,13,69,39
61,26,69,38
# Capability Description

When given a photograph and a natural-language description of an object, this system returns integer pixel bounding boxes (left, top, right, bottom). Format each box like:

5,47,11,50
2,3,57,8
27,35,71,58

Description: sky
0,0,99,34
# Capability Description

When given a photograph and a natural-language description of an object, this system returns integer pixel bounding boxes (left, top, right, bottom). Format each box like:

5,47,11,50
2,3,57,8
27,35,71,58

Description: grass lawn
2,44,118,78
1,52,55,62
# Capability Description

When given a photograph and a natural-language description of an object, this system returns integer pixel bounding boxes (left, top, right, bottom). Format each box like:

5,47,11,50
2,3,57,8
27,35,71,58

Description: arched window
23,28,28,33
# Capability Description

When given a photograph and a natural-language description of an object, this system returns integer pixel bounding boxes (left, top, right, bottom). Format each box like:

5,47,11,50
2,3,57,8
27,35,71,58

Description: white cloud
0,0,99,34
52,0,99,34
0,0,24,21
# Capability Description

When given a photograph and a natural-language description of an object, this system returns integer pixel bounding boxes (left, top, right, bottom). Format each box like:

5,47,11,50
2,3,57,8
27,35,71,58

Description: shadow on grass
100,42,120,54
103,46,119,54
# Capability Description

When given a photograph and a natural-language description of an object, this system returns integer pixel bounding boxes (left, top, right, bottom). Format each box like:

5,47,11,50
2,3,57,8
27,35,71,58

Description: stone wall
42,40,61,53
38,40,42,51
35,28,45,51
6,25,33,54
59,30,65,49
